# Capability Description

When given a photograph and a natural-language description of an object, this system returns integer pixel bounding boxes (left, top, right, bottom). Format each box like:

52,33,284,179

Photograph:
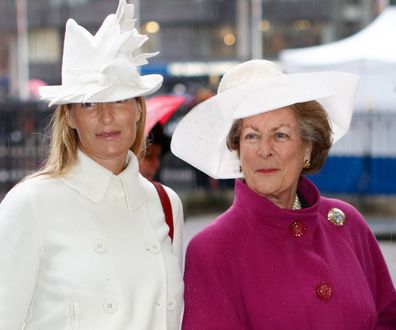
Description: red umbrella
145,95,188,135
28,79,47,99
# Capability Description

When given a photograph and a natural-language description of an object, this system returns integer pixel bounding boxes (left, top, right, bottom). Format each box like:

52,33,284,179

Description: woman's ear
304,142,313,161
65,107,76,129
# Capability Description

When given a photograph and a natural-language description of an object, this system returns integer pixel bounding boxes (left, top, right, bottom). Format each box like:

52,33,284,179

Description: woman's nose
97,103,114,123
257,139,273,158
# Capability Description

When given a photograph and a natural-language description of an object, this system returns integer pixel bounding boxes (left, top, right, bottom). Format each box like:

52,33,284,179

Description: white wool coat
0,150,184,330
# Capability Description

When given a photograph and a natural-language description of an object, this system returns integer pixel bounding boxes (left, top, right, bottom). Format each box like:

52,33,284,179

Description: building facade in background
0,0,389,98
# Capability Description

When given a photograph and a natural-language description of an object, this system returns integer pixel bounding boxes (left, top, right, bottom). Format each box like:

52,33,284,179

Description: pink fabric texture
182,177,396,330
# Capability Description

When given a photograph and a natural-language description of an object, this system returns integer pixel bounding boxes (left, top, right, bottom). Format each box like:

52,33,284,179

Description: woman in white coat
0,1,184,329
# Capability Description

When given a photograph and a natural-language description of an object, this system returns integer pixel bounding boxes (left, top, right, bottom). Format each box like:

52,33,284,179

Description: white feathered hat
39,0,163,107
171,59,359,179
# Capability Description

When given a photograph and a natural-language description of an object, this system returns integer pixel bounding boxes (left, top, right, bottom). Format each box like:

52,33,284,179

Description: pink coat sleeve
182,236,242,330
342,203,396,329
364,231,396,329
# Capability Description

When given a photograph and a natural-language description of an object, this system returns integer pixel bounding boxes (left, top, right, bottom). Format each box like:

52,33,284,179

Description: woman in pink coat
171,59,396,329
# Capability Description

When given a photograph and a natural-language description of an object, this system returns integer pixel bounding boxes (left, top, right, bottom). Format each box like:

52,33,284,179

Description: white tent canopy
280,6,396,112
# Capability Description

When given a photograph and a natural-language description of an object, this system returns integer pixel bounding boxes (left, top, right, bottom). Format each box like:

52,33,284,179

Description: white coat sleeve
165,187,184,330
0,185,41,329
165,187,184,269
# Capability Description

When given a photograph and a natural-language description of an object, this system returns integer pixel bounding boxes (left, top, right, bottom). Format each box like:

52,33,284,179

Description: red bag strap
151,181,174,242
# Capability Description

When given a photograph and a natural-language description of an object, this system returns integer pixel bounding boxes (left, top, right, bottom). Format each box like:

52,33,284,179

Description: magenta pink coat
182,177,396,329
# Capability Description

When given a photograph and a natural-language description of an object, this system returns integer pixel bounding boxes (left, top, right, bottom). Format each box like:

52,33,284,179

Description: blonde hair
32,97,147,178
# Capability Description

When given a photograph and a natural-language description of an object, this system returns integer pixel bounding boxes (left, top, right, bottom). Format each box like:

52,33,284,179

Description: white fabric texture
0,150,184,330
39,0,163,106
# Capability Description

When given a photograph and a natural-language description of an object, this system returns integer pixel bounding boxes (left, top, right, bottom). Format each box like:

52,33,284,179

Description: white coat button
147,243,161,254
103,299,118,313
155,301,162,309
94,240,107,253
167,298,176,310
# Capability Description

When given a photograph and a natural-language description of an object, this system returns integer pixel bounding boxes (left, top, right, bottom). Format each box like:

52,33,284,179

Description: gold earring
303,159,311,169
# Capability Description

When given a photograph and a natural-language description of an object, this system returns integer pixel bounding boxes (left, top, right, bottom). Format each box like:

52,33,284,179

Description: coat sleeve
0,185,41,329
166,187,184,269
364,231,396,329
347,204,396,329
182,235,241,330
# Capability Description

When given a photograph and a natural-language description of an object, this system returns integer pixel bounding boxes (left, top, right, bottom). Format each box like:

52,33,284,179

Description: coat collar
232,177,321,243
233,176,320,214
61,149,148,211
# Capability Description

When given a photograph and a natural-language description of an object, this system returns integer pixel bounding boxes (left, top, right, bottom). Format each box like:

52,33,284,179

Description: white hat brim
39,74,163,106
171,71,359,179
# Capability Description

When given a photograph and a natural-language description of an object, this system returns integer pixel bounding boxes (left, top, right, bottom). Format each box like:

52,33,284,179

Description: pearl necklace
292,194,302,210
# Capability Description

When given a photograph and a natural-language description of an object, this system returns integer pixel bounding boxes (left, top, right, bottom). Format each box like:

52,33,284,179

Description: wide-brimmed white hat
171,59,359,179
39,0,163,107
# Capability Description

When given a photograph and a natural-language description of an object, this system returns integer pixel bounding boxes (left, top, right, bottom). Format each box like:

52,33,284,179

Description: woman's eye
244,133,258,140
80,102,97,109
114,99,128,104
275,132,288,139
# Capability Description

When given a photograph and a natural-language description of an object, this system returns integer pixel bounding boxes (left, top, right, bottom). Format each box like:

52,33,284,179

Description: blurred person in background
172,59,396,329
139,123,170,181
0,1,184,329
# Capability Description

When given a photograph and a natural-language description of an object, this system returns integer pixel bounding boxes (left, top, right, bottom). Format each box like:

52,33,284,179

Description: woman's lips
95,131,121,140
256,168,279,174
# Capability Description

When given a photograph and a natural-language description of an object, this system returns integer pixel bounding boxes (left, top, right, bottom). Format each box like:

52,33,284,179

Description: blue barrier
309,156,396,194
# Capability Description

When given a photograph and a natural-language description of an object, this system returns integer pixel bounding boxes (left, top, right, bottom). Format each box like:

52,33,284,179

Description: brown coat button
289,220,306,237
316,282,332,300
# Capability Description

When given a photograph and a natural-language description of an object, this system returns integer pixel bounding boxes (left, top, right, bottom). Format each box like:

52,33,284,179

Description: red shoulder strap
151,181,174,242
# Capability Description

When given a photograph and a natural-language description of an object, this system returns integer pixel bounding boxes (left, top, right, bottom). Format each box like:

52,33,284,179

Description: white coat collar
61,149,148,211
